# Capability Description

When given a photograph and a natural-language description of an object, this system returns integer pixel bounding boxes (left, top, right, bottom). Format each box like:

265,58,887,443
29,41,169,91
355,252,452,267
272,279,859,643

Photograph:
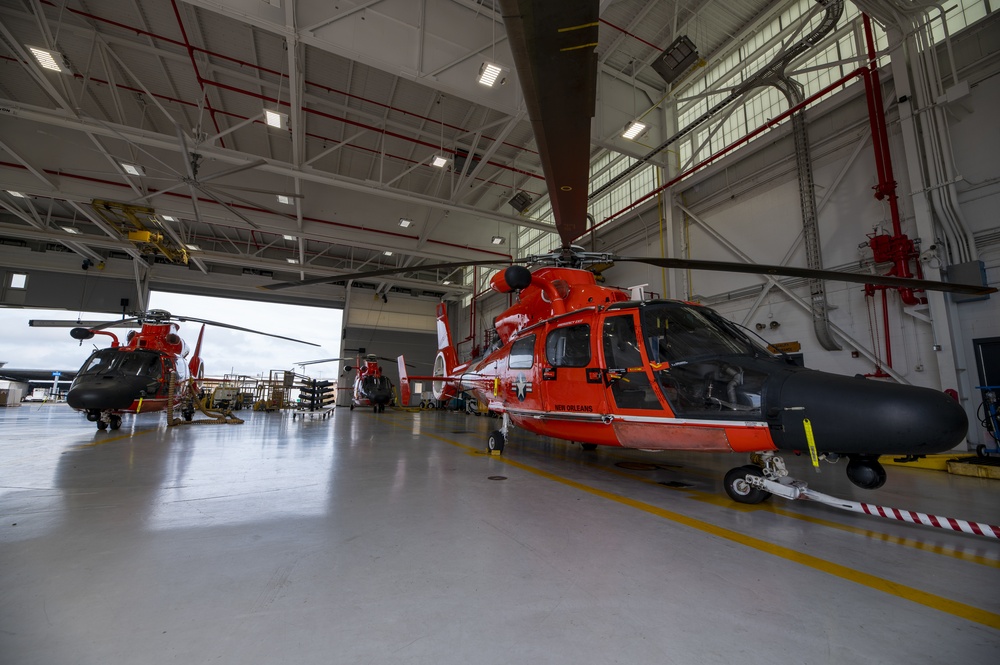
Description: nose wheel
724,465,771,504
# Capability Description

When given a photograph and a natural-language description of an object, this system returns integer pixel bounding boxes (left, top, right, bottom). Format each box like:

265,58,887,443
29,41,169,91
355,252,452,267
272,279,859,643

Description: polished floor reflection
2,404,998,664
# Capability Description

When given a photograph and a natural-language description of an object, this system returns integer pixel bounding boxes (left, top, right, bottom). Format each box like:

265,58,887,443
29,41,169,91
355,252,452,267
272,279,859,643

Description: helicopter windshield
641,303,766,363
639,303,773,419
79,349,163,377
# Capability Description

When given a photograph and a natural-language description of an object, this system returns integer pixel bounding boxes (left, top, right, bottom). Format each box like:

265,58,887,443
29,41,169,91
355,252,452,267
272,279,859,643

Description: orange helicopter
297,349,410,413
264,1,996,502
35,310,317,430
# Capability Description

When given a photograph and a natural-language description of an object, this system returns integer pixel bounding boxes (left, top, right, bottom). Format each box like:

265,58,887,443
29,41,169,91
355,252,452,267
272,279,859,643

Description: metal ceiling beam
1,99,555,235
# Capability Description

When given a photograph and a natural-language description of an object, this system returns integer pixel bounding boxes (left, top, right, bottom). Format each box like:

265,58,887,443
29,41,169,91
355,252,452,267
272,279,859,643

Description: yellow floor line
75,428,158,448
596,462,1000,569
425,432,1000,631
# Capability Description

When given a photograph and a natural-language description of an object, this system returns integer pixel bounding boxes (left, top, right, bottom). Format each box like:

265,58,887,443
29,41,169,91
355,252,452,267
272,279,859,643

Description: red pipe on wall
861,13,922,309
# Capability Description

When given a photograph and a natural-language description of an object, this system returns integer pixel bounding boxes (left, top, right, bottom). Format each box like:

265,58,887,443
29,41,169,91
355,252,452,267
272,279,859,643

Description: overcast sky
0,291,344,379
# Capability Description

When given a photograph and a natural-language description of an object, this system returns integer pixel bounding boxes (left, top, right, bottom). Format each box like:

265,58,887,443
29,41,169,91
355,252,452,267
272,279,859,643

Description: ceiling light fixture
442,280,451,286
61,226,81,235
398,218,413,228
186,243,201,251
432,156,449,168
383,250,393,256
286,258,299,264
161,215,177,222
283,234,296,240
7,190,26,198
622,121,647,140
277,194,293,205
264,109,288,129
478,62,506,87
28,46,70,73
119,162,145,176
491,236,505,245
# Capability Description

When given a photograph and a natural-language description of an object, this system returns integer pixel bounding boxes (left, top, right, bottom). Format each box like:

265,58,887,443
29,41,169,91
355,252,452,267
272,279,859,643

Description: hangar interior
2,1,999,663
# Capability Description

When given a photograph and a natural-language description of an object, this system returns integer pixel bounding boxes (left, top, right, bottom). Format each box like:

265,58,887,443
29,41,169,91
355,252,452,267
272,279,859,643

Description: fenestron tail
189,324,206,382
435,303,459,373
397,355,411,406
395,305,462,406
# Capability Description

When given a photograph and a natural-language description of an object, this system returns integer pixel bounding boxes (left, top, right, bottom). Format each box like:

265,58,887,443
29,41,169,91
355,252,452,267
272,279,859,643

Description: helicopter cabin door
540,318,607,417
600,313,664,412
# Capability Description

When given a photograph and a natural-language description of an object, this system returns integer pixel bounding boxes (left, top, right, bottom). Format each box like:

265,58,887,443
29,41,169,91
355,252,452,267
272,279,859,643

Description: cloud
0,291,343,379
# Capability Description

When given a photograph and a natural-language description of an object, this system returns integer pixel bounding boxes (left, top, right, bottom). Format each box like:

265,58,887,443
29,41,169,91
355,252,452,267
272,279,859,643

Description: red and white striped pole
800,488,1000,539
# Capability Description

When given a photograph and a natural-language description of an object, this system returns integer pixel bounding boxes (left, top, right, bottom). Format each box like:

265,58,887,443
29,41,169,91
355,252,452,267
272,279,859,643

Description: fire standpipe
860,14,927,377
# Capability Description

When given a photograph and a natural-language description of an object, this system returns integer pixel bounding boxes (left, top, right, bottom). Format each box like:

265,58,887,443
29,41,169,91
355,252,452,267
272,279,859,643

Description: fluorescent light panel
277,195,293,205
29,46,69,73
162,215,176,222
286,258,298,264
491,236,505,245
185,243,200,250
264,109,288,129
283,234,296,240
7,190,26,198
61,226,81,235
432,156,448,168
478,62,503,87
120,162,145,176
383,250,393,256
398,218,413,228
622,121,646,140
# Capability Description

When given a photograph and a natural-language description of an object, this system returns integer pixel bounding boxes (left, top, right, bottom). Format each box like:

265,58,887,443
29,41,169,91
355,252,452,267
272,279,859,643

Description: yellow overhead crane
90,199,189,265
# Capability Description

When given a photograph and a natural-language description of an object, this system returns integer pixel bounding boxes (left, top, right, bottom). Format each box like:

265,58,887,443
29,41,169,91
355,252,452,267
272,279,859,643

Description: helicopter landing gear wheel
109,415,122,430
488,430,505,455
581,443,598,451
96,419,108,431
846,455,887,490
724,465,771,504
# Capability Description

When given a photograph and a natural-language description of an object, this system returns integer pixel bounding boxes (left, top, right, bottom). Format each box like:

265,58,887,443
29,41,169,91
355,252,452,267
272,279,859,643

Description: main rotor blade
28,319,140,329
499,0,599,248
618,256,997,296
259,259,515,291
172,316,320,346
194,184,261,230
294,358,349,366
198,159,268,184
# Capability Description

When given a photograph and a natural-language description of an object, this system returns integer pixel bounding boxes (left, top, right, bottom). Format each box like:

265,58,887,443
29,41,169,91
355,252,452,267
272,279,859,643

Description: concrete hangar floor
1,404,997,665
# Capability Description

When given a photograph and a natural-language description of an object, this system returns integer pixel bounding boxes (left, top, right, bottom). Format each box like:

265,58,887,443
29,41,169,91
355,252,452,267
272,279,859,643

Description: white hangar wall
603,13,999,445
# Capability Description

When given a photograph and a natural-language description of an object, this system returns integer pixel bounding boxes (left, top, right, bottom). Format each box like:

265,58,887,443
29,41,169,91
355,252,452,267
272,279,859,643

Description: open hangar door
339,293,438,407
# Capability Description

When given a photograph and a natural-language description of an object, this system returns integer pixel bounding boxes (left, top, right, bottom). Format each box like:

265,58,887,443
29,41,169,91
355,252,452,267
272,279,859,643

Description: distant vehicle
22,388,50,402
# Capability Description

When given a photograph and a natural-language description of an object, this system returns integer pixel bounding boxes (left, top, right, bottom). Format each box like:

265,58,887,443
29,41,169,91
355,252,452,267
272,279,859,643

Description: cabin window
602,315,662,410
545,324,591,367
509,335,535,369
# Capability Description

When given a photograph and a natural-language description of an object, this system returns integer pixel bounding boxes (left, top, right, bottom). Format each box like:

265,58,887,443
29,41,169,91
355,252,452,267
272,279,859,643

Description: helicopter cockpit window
640,303,766,419
80,349,118,375
79,349,163,377
545,324,590,367
509,335,535,369
602,315,662,410
118,351,162,376
641,304,751,363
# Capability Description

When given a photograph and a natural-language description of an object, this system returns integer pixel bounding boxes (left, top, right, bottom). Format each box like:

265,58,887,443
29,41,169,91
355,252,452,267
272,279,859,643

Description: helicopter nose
67,378,141,410
768,371,968,456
